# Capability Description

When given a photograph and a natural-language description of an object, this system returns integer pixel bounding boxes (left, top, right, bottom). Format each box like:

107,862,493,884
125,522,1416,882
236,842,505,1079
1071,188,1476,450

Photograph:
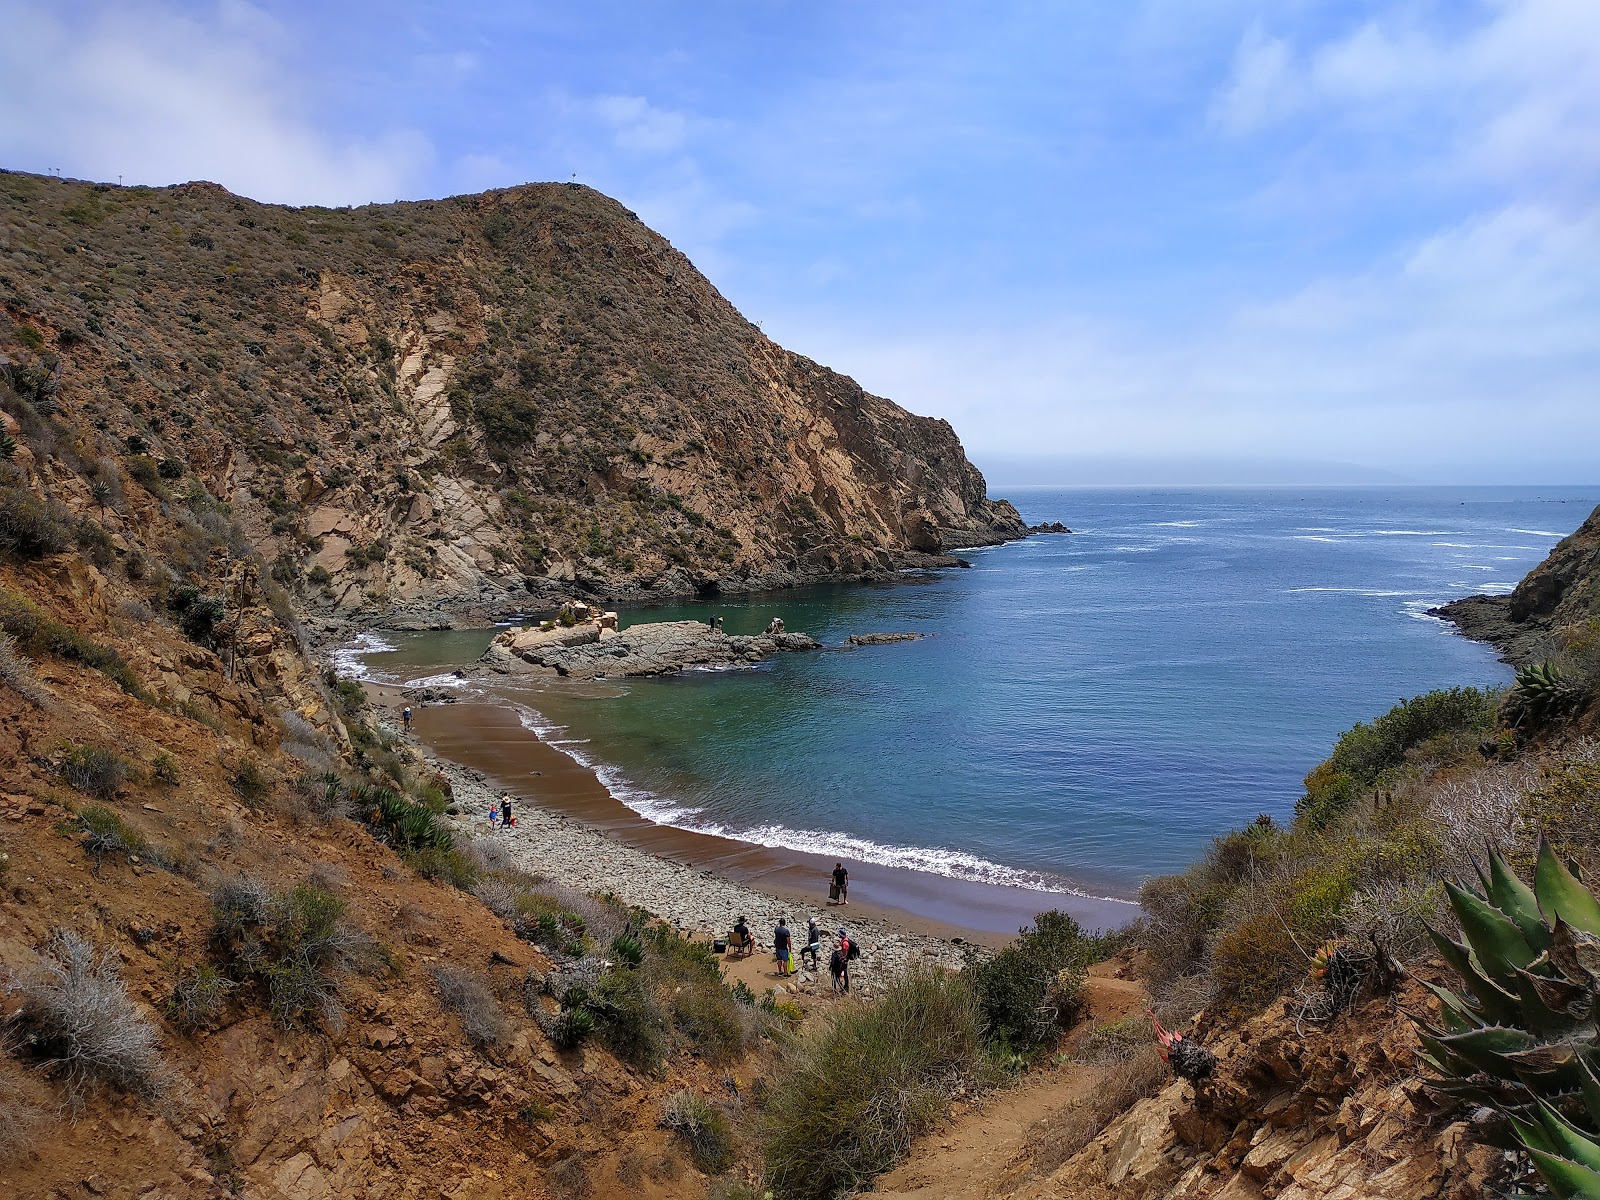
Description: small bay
352,485,1600,906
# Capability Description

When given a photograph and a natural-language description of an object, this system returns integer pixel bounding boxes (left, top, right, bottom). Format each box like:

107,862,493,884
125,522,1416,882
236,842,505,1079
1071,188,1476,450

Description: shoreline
365,680,1138,950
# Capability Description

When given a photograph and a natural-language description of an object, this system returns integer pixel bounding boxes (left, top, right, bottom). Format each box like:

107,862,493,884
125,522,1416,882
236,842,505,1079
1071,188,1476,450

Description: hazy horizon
5,2,1597,483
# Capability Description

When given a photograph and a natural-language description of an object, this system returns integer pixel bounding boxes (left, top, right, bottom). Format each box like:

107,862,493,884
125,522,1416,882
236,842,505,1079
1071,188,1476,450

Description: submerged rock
847,632,922,646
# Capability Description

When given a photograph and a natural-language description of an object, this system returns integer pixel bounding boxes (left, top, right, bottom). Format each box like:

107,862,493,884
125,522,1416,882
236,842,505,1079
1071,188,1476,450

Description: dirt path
874,962,1149,1200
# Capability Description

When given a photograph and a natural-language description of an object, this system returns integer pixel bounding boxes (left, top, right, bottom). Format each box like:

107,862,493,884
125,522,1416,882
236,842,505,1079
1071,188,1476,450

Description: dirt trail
875,962,1148,1200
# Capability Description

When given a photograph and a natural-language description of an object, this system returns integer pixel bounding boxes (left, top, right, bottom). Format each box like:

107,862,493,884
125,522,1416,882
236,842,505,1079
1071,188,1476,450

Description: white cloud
0,1,430,205
591,95,690,154
769,198,1600,475
1211,1,1600,191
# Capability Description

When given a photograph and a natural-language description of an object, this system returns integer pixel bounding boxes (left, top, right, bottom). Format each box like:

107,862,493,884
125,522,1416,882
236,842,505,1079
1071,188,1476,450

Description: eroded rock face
484,614,820,679
1040,985,1505,1200
3,173,1028,623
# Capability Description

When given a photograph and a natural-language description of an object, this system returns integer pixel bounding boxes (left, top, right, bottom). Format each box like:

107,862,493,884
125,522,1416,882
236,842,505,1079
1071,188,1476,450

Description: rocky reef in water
480,600,819,679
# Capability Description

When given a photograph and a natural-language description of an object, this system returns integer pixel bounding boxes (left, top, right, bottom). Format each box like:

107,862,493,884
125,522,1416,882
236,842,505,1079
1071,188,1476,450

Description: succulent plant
1506,662,1581,730
1417,838,1600,1198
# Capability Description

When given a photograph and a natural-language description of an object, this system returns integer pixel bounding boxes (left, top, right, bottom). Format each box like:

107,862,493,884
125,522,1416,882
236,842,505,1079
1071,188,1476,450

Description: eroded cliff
0,171,1023,625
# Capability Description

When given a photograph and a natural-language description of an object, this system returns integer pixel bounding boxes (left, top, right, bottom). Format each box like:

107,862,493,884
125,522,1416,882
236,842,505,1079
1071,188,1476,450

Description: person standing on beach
830,862,849,905
829,941,847,994
773,917,793,977
838,930,854,992
803,918,821,970
402,705,412,733
500,795,514,828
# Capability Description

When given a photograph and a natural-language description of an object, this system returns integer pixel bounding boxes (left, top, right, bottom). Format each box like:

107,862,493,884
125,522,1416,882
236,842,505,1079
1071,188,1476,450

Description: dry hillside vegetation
0,170,1022,624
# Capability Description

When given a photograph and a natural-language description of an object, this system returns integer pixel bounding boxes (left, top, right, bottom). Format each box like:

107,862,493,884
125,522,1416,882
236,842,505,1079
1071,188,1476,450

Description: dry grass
10,930,163,1099
0,630,49,706
0,1045,53,1162
430,966,509,1049
1021,1046,1166,1180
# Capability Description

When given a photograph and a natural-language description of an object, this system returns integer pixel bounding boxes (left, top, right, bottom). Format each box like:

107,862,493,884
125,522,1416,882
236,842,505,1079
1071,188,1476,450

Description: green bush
59,744,133,799
1297,687,1499,827
761,967,989,1200
210,877,363,1027
593,965,669,1073
70,804,145,864
402,846,480,890
551,1006,595,1049
0,486,70,558
661,1090,735,1174
966,911,1103,1055
166,962,234,1031
230,759,271,807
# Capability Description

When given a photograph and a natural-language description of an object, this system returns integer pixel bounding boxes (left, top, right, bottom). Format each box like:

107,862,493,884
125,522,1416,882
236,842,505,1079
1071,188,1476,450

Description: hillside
0,170,1024,625
1436,503,1600,666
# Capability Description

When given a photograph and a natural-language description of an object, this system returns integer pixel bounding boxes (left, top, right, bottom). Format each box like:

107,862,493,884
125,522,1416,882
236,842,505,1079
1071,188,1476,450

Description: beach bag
829,882,840,901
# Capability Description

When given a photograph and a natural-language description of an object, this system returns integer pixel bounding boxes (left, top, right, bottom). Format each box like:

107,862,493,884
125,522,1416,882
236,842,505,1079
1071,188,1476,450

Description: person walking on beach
802,918,821,970
830,862,849,905
829,941,848,994
838,929,855,992
773,917,793,977
401,705,412,734
500,795,514,828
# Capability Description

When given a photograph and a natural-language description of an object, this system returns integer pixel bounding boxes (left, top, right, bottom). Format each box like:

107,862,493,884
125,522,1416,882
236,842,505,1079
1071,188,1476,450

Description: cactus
1418,839,1600,1197
1507,662,1581,730
0,429,16,460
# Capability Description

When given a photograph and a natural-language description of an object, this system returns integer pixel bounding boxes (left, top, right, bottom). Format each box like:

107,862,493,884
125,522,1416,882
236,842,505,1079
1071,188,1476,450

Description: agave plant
1417,838,1600,1197
1506,662,1581,730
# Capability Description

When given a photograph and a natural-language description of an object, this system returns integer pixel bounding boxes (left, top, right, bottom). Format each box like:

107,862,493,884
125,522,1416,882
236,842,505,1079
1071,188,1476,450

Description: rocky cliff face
0,171,1024,624
1436,503,1600,663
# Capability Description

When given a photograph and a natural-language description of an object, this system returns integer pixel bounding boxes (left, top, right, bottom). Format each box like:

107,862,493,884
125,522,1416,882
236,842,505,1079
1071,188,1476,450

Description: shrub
431,966,509,1049
166,962,234,1031
1297,687,1499,827
0,630,48,705
610,933,644,967
402,846,479,890
761,967,989,1200
0,1052,52,1163
551,1005,596,1048
966,911,1102,1055
0,429,16,460
593,965,669,1073
11,930,162,1096
0,486,70,557
661,1090,735,1174
59,744,133,799
230,758,272,807
70,804,146,865
211,877,365,1027
150,751,180,786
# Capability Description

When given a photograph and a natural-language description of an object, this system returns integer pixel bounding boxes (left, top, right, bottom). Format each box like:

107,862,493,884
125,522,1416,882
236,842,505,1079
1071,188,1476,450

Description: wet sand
405,696,1138,943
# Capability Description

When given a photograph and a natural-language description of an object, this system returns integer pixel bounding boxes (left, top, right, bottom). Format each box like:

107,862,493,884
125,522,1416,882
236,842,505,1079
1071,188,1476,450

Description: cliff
0,170,1024,625
1435,503,1600,664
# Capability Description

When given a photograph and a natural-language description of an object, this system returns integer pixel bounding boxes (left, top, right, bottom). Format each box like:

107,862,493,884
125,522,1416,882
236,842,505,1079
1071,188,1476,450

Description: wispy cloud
0,1,431,205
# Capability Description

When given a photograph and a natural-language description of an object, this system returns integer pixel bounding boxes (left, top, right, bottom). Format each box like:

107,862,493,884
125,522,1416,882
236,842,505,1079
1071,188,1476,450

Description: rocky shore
477,602,822,679
409,737,973,989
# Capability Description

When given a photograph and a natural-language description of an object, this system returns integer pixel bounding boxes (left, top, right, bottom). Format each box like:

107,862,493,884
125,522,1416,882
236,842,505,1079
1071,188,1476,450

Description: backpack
843,938,860,962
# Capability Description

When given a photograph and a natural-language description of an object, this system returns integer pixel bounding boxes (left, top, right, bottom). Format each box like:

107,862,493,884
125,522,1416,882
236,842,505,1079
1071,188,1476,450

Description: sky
1,1,1597,484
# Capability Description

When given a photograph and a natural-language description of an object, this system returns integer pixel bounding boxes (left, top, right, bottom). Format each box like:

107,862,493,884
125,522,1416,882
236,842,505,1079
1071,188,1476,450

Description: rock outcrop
482,602,820,679
1434,503,1600,663
847,632,922,645
0,170,1027,624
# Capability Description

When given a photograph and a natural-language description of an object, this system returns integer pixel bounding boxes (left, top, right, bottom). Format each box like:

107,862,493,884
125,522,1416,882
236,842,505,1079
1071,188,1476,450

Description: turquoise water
350,486,1600,901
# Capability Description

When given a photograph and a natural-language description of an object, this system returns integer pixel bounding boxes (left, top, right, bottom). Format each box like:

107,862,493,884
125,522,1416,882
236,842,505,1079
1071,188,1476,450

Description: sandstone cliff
0,170,1024,624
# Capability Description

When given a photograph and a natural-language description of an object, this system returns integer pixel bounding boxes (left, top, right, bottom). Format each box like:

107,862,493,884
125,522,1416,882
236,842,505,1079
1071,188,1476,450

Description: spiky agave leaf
1448,880,1540,979
1539,838,1600,938
1526,1146,1600,1200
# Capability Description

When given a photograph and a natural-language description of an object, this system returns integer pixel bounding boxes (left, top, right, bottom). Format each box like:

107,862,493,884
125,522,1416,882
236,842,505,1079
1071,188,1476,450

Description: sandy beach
363,678,1138,967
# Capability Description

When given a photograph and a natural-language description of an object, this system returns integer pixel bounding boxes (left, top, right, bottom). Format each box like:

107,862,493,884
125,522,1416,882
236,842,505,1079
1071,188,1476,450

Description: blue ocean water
355,486,1600,901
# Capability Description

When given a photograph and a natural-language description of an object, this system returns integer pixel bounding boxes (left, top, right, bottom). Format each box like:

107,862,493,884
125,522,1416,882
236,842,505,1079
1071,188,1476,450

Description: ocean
344,485,1600,906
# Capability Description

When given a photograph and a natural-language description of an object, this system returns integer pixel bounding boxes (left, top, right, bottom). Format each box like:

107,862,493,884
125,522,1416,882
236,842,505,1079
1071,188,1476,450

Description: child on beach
487,806,500,830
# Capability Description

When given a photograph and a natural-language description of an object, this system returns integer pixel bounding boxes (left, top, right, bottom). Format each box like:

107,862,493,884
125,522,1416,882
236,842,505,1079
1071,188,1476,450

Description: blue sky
3,1,1598,483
